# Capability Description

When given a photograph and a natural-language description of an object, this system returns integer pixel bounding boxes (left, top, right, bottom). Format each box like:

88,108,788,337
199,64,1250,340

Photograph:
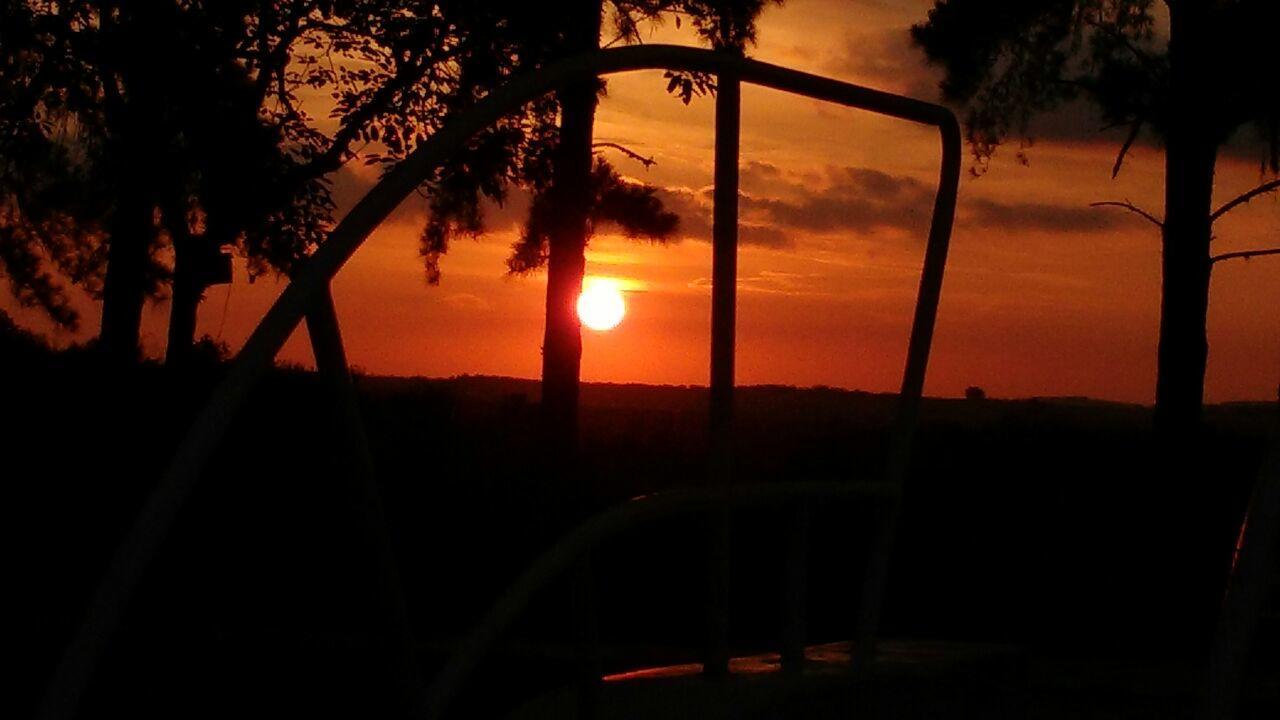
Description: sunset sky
7,0,1279,403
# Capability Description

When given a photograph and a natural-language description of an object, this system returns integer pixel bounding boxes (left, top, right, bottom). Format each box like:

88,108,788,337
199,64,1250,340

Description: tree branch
1112,119,1143,178
1084,15,1159,73
1211,179,1280,223
1090,200,1164,229
1211,248,1280,265
592,141,656,169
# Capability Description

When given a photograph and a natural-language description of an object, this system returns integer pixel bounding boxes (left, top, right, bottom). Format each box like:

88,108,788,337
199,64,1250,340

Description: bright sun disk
577,278,626,331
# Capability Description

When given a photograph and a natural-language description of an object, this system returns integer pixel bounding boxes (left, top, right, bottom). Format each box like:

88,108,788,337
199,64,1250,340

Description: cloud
741,224,792,248
686,162,1132,241
825,28,942,102
688,269,828,296
656,163,939,247
653,187,710,237
335,152,1132,259
654,186,795,249
442,292,492,311
967,198,1126,234
742,165,937,235
741,160,785,189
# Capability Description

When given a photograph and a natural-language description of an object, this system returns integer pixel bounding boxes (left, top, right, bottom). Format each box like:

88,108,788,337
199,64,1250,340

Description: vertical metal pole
853,117,961,669
709,90,740,426
705,68,741,679
306,286,424,709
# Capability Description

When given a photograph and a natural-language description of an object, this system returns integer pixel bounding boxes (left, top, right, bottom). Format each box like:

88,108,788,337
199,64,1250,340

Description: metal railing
417,480,900,718
38,45,962,720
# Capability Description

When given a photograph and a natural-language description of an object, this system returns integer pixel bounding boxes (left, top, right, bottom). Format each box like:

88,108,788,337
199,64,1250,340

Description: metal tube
705,69,741,680
709,71,741,434
39,46,960,720
306,287,425,710
416,480,898,718
853,114,962,668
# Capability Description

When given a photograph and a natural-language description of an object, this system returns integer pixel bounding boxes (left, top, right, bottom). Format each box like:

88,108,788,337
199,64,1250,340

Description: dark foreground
8,343,1279,717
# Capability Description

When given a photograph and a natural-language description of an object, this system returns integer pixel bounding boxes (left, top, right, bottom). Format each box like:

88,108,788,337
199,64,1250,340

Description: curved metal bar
306,287,425,708
416,481,899,718
39,44,961,720
1205,423,1280,720
855,94,962,666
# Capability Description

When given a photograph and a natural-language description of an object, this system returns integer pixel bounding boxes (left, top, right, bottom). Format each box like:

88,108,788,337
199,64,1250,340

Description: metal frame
1206,424,1280,720
306,287,425,708
417,481,899,718
705,64,742,680
38,45,961,720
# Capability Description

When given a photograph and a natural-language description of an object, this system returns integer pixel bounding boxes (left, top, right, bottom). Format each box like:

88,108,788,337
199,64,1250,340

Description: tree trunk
164,236,203,368
1143,1,1227,662
98,176,153,365
1155,138,1215,436
540,0,602,445
1154,1,1217,438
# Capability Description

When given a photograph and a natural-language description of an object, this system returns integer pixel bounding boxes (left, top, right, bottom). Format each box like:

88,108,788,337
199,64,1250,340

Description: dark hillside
6,337,1276,716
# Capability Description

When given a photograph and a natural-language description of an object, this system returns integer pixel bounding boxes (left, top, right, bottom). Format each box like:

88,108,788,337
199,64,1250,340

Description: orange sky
7,0,1279,402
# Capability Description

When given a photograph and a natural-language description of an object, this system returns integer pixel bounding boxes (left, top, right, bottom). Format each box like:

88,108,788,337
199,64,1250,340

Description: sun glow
577,278,627,332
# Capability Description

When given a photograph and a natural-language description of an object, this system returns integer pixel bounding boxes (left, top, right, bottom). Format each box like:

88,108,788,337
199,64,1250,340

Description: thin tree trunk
96,3,160,367
540,0,602,447
165,236,203,368
1155,1,1217,437
1145,1,1228,664
1155,140,1215,436
98,175,153,365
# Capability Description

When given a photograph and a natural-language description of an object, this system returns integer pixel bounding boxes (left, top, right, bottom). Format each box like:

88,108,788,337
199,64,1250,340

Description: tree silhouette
0,1,230,362
142,0,475,366
911,0,1280,434
3,0,778,384
505,158,680,274
1,1,503,364
2,0,126,337
147,0,473,365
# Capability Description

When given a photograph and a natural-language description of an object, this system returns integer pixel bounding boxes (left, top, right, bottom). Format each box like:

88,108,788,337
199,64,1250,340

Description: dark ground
6,330,1278,717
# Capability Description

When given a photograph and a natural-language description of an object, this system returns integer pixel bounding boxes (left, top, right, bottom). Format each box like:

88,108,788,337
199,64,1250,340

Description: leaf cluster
911,0,1278,174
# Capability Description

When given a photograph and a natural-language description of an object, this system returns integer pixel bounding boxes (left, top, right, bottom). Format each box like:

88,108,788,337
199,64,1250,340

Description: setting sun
577,278,626,331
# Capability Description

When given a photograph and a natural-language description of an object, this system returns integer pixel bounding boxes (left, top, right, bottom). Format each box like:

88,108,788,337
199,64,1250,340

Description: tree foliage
419,0,780,284
1,0,782,350
0,1,495,335
911,0,1279,174
506,159,680,274
1,0,112,329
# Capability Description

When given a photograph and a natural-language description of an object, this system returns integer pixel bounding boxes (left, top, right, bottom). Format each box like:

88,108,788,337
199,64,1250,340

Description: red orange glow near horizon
3,0,1277,404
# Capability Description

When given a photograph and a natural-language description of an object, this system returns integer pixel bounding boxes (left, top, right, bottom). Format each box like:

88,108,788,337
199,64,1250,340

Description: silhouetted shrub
189,335,230,366
0,309,52,361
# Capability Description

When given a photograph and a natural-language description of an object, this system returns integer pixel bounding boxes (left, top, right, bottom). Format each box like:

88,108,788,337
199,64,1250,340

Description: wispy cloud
670,162,1128,242
689,269,830,296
